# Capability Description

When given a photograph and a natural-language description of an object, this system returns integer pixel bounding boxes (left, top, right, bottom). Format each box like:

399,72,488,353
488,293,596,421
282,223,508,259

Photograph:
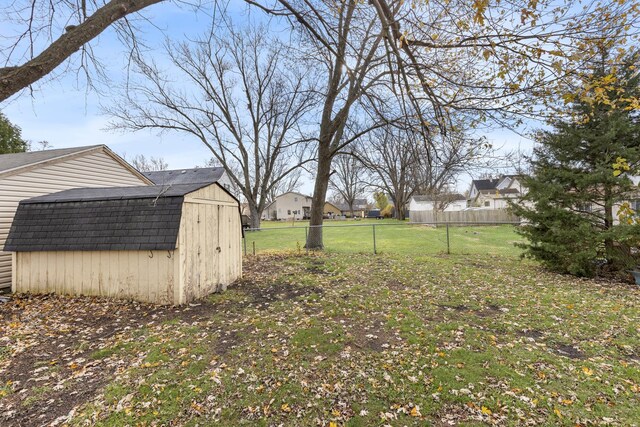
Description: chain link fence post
373,224,377,254
446,222,450,254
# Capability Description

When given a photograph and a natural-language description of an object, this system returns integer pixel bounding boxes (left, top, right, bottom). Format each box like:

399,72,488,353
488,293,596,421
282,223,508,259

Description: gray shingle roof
144,167,225,185
472,178,500,191
4,184,210,252
0,145,101,174
22,183,210,204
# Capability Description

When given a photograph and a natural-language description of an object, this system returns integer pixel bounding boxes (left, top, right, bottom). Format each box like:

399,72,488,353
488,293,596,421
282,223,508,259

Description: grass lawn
1,229,639,426
245,220,523,256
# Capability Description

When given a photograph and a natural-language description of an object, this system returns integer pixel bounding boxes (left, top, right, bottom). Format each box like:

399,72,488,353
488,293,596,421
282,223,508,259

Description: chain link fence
242,221,523,257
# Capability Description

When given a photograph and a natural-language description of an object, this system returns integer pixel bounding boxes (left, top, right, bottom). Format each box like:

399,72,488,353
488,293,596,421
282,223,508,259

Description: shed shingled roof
4,183,210,252
21,183,209,203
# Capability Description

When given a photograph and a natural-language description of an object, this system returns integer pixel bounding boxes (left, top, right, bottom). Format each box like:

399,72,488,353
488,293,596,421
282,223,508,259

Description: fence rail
409,209,520,224
243,221,522,257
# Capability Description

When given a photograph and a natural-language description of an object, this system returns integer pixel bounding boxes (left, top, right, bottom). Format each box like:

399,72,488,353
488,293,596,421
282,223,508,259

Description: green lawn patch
2,226,639,426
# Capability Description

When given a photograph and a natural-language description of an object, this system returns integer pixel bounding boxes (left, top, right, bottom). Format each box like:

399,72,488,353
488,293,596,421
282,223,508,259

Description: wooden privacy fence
409,209,520,224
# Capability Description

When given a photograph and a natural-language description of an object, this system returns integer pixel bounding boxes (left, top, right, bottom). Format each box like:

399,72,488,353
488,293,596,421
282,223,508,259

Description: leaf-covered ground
1,252,639,426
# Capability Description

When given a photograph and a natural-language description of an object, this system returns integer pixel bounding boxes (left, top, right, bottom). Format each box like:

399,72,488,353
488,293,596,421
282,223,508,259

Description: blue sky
1,3,532,197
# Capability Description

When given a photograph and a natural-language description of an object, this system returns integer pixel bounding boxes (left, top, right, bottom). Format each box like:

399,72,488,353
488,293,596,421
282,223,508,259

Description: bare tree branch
0,0,166,101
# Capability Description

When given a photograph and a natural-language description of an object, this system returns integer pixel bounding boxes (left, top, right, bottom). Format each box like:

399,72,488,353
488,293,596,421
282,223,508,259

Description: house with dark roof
334,198,369,217
468,175,526,209
4,181,242,305
0,145,151,291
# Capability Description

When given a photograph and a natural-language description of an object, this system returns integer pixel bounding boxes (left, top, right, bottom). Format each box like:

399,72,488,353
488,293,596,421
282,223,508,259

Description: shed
4,182,242,305
0,145,152,290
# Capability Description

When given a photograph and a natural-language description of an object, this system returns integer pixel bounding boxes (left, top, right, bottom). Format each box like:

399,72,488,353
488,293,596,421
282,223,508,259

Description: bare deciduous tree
329,154,366,217
128,154,168,172
412,129,494,198
266,159,303,205
360,116,496,218
107,23,315,229
359,126,419,220
255,0,394,248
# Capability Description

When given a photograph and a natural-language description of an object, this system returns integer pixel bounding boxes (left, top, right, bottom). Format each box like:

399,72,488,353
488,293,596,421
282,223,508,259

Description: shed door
184,202,221,301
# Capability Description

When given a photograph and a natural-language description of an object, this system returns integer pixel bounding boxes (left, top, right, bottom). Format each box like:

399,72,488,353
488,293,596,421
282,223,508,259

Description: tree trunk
249,203,261,229
603,187,615,264
394,192,408,220
306,146,333,249
395,204,405,220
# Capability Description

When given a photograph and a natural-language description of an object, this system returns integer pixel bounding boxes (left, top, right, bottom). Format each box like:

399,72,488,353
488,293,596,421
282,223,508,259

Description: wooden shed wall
177,184,242,304
13,249,178,304
0,149,149,289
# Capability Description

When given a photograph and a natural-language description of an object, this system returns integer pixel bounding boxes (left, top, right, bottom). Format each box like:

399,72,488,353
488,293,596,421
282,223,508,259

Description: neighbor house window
294,197,298,202
484,201,490,207
578,203,592,213
631,199,640,212
288,210,291,215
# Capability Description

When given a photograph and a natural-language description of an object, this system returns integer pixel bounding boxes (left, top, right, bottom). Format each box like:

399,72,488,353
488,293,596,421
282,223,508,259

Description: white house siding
475,194,517,210
263,192,313,220
0,149,149,289
445,200,469,211
409,198,467,214
409,199,434,212
217,173,234,195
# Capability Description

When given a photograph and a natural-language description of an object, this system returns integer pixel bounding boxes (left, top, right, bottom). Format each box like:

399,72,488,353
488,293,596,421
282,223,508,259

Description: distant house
144,167,233,194
468,175,525,209
409,193,467,214
324,201,342,217
0,145,152,290
335,198,369,217
262,192,313,220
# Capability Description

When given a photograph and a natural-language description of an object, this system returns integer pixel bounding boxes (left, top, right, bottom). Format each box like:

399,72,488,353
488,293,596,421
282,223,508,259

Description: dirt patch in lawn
385,279,406,291
518,329,545,340
552,342,586,359
212,329,245,356
341,317,396,352
306,259,330,275
232,280,324,309
474,304,502,318
435,303,504,319
436,303,469,312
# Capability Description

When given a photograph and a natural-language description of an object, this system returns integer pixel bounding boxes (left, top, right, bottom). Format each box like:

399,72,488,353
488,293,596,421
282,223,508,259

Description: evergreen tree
0,113,27,154
512,52,640,277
